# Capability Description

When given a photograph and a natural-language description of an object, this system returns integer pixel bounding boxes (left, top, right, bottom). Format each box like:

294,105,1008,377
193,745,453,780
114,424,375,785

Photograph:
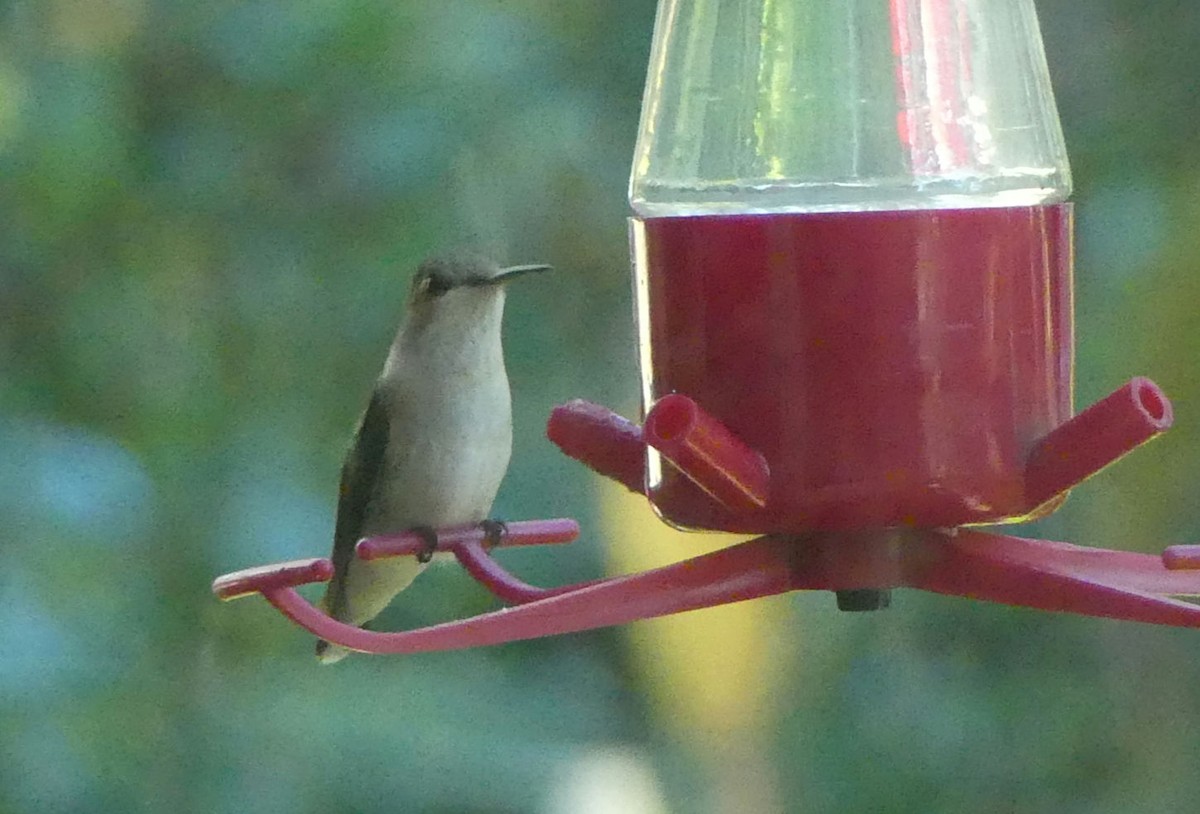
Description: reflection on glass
631,0,1071,215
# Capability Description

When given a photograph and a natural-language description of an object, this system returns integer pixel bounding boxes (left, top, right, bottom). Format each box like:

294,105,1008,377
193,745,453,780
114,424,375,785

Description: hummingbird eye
415,273,453,299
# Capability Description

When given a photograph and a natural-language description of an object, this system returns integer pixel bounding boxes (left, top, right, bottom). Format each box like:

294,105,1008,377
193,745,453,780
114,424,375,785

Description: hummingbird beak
481,264,552,286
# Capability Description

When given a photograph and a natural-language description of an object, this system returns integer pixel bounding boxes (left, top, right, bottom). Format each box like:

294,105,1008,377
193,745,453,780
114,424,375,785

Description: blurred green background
2,1,1199,812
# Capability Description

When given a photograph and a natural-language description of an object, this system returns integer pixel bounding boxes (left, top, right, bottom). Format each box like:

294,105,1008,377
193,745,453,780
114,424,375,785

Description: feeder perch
212,0,1200,655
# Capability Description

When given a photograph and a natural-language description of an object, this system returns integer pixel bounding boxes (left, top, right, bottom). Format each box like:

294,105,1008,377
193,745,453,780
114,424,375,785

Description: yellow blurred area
49,0,146,53
598,478,796,742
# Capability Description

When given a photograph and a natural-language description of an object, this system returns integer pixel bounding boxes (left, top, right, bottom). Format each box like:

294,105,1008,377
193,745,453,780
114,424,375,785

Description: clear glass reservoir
630,0,1072,216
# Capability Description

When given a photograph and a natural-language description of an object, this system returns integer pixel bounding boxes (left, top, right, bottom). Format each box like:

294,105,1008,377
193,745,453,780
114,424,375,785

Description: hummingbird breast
366,351,513,535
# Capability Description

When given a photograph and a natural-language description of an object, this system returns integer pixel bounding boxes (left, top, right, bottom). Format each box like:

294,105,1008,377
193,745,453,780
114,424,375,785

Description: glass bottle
631,0,1074,532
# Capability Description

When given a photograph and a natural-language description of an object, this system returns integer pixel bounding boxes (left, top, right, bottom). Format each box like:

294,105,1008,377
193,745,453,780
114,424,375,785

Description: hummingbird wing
324,388,391,621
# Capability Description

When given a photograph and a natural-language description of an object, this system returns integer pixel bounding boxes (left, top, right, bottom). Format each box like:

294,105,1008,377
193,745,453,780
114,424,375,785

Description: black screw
835,589,892,611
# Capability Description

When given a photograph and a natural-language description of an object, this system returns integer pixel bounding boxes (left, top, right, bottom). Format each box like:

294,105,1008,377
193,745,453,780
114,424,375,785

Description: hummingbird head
408,254,551,307
398,254,551,358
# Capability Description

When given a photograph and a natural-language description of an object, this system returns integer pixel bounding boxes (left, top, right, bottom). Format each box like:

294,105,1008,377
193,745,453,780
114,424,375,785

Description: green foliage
1,1,1199,812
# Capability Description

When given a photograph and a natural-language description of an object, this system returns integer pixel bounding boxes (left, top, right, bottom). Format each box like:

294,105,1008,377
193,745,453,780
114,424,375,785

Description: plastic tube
1024,377,1173,510
643,394,770,513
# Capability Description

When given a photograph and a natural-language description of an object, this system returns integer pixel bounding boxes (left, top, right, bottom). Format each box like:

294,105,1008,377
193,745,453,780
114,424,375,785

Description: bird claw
411,526,439,563
479,519,508,550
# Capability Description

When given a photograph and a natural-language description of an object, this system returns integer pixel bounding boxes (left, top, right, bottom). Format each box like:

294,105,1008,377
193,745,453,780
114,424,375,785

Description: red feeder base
211,378,1198,657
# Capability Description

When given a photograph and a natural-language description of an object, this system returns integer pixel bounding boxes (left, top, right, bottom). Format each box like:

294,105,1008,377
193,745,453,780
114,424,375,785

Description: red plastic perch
213,522,1200,655
212,519,804,654
213,519,580,604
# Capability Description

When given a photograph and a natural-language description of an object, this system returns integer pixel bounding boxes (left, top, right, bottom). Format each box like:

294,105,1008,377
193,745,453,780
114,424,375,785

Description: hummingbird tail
315,638,352,664
314,591,354,663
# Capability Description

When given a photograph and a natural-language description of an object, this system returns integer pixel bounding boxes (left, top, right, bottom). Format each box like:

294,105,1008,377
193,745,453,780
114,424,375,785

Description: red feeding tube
1024,377,1174,510
643,393,770,515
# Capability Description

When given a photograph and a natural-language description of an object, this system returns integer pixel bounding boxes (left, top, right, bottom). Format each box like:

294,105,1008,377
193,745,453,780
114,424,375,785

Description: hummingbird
315,254,551,663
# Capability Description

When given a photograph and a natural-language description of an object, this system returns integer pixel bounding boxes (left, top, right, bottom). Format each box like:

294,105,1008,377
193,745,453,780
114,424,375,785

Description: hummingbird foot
411,525,439,563
479,519,508,550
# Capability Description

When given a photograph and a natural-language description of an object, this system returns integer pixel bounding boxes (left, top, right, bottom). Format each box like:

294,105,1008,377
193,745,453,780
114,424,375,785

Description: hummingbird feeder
213,0,1200,654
